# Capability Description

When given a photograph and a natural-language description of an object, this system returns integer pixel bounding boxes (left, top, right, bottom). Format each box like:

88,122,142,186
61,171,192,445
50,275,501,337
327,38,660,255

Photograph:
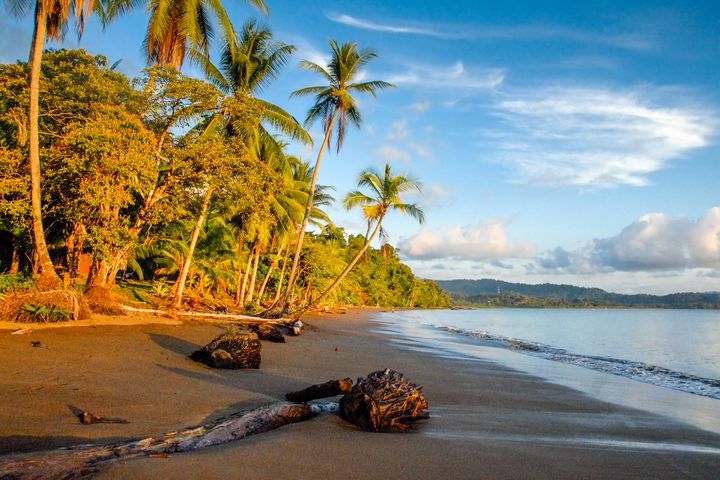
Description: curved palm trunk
238,245,254,306
257,244,283,303
281,109,338,313
234,231,246,305
295,215,384,318
172,185,214,309
246,243,261,303
271,239,291,306
28,2,61,290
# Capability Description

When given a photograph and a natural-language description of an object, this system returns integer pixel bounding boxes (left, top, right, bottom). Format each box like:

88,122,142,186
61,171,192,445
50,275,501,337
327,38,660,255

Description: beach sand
1,308,719,479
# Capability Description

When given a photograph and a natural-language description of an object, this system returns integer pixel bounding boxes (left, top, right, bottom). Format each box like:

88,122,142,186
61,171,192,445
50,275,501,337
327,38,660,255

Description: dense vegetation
439,279,720,309
0,46,447,314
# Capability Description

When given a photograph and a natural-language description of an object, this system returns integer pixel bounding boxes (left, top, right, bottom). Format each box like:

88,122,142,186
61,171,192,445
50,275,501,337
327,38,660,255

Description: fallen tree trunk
120,305,282,323
285,378,353,403
0,402,316,480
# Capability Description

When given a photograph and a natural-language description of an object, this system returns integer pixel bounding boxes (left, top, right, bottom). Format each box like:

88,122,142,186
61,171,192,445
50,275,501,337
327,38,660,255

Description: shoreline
1,308,719,478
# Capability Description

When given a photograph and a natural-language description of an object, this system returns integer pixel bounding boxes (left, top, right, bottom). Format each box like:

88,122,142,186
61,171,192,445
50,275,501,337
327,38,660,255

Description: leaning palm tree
6,0,113,288
279,40,393,313
295,163,424,317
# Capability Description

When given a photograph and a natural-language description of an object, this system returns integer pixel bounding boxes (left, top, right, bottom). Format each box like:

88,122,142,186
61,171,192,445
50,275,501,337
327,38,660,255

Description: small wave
435,325,720,400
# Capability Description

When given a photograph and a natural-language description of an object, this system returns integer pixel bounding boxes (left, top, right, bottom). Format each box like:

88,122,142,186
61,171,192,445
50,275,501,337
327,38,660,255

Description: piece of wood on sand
285,378,354,403
190,330,261,369
339,368,429,432
0,402,315,480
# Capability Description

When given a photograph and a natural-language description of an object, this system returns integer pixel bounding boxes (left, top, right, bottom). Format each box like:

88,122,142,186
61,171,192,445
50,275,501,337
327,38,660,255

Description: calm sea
373,308,720,432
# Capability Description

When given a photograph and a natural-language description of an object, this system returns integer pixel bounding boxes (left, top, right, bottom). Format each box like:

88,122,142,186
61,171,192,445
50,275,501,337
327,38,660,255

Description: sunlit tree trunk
271,239,291,306
282,109,338,313
233,231,246,305
172,185,214,309
257,244,283,303
246,243,261,304
28,1,61,290
239,246,254,306
9,234,21,274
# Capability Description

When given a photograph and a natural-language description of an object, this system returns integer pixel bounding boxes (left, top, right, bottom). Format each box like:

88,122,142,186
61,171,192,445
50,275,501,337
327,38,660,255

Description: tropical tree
5,0,113,288
295,163,424,317
279,40,393,313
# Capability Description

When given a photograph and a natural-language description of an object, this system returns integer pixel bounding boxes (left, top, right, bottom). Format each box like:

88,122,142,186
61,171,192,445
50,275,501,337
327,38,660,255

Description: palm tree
295,163,424,317
280,40,393,313
6,0,112,288
194,19,311,150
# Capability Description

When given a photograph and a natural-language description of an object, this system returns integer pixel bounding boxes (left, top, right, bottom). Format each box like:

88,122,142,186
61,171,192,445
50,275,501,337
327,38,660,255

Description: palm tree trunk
271,239,291,306
257,244,283,303
172,185,214,309
9,233,21,274
239,245,254,306
296,215,384,317
246,243,261,304
234,231,245,305
28,2,61,290
282,108,339,313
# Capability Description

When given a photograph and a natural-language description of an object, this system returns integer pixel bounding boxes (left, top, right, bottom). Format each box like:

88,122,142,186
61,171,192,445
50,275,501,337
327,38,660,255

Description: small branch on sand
0,402,318,480
285,378,354,403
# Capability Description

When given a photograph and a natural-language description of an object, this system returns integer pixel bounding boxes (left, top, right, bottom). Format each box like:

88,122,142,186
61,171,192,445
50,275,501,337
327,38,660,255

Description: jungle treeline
0,48,449,312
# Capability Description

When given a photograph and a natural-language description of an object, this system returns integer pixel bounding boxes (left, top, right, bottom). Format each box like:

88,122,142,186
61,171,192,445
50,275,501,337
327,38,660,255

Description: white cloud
388,61,504,90
373,145,412,163
408,142,431,159
489,86,714,187
534,207,720,273
399,221,536,260
407,101,432,113
386,118,410,141
326,12,655,50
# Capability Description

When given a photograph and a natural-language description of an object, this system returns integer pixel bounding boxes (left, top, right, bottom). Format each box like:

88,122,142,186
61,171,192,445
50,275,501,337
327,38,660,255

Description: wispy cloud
487,86,714,187
386,118,410,141
399,221,536,260
326,12,655,51
373,145,412,164
388,61,504,90
532,207,720,273
406,101,432,113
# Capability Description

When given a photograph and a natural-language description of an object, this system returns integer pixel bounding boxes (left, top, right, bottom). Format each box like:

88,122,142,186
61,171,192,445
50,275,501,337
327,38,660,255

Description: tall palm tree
194,19,311,149
7,0,112,288
295,163,424,317
279,40,393,313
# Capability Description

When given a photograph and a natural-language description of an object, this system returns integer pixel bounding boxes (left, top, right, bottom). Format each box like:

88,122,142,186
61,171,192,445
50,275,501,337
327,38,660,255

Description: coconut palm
295,163,424,317
6,0,113,288
279,40,393,313
193,19,311,152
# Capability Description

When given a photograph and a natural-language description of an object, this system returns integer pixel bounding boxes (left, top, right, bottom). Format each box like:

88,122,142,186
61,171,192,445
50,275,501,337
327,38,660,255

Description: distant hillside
436,279,720,309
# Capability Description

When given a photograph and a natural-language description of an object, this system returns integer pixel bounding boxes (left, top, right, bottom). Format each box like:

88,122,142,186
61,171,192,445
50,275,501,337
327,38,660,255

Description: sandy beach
1,308,720,479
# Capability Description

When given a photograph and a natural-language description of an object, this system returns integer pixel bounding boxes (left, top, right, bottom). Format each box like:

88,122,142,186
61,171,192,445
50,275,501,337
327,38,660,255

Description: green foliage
22,303,71,323
151,281,172,297
0,272,35,293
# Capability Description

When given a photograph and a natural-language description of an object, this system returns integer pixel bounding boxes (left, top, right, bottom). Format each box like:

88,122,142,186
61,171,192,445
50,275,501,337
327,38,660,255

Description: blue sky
2,0,719,294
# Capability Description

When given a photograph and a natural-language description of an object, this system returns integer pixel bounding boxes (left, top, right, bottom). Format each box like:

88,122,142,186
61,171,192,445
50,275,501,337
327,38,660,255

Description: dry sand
1,308,719,479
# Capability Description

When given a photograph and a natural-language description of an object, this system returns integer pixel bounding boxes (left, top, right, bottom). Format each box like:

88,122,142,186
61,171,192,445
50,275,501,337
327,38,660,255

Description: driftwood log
339,369,429,432
190,331,261,369
285,378,353,403
0,403,315,480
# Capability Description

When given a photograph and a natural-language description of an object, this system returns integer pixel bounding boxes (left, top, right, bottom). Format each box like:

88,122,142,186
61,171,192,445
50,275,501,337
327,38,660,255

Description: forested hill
436,279,720,309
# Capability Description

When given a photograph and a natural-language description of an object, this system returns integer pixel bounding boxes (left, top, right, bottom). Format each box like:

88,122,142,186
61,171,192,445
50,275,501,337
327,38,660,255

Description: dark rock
190,331,261,369
250,323,286,343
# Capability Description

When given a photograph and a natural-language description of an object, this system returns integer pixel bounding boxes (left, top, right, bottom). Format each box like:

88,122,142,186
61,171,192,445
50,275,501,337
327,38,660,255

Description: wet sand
1,308,719,479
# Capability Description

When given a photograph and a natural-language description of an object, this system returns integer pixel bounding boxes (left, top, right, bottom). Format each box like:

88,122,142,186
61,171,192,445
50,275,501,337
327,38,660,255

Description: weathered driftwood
0,402,315,480
190,331,261,369
285,378,354,403
250,323,286,343
120,305,290,324
339,368,429,432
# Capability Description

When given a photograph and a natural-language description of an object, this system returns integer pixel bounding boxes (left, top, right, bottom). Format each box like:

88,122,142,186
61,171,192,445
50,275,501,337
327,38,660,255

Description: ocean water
372,308,720,433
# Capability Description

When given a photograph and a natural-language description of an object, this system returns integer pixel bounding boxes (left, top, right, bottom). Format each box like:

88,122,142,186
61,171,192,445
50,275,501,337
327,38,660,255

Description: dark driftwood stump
250,323,286,343
339,369,429,432
190,331,261,369
285,378,353,403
